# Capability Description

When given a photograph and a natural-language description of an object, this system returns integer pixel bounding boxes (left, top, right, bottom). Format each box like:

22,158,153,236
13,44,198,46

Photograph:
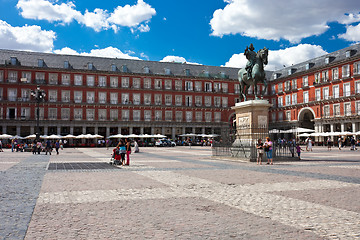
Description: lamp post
31,85,46,141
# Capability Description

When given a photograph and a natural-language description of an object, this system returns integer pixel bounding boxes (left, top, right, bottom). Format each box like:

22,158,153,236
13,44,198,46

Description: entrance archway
298,108,315,130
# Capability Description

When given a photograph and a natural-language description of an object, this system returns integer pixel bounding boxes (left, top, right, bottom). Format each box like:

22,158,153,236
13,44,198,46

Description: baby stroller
110,147,122,165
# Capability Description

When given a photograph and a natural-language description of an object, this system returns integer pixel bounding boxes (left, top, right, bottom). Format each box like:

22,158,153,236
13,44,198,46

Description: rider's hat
249,43,255,51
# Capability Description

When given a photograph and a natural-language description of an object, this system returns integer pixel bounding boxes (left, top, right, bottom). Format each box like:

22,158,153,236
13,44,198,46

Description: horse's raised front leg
254,84,259,100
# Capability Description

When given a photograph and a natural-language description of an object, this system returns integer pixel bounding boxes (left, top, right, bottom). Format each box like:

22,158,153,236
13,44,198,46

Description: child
296,144,303,160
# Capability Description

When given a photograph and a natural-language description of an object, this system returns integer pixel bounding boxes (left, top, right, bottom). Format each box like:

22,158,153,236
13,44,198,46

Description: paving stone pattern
1,146,360,239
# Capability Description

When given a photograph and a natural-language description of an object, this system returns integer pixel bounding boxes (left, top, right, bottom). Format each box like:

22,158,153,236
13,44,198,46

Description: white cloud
16,0,156,33
225,44,328,71
0,20,56,52
210,0,360,43
339,23,360,42
160,55,200,65
54,46,141,60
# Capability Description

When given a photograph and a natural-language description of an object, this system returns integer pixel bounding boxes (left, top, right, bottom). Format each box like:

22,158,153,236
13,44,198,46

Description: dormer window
165,68,171,75
38,59,44,68
122,65,128,72
10,57,18,65
306,63,310,70
111,64,117,72
220,72,226,78
325,57,330,64
185,69,190,76
88,62,93,70
203,70,209,77
64,61,69,69
346,50,351,58
273,73,281,79
144,66,150,74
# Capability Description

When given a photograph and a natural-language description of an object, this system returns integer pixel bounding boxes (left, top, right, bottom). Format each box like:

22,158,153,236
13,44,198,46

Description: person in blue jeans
264,137,273,165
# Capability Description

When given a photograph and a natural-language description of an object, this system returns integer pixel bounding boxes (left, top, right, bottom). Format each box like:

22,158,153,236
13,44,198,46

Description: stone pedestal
231,100,272,161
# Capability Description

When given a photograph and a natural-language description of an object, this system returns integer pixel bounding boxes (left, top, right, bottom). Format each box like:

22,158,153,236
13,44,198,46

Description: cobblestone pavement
1,146,360,239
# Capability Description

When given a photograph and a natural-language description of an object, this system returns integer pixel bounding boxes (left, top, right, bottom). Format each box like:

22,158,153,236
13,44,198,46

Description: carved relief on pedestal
258,115,268,126
238,116,249,127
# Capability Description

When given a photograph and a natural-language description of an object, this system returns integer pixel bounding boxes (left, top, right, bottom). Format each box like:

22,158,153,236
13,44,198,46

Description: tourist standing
116,139,126,165
307,137,313,152
55,140,60,155
256,139,264,165
338,137,342,150
134,140,139,153
296,144,303,160
264,137,273,165
327,137,332,151
45,139,52,155
350,137,356,151
125,138,131,166
0,140,3,152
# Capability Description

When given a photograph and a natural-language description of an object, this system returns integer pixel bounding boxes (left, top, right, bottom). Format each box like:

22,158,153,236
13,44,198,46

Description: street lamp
31,85,46,141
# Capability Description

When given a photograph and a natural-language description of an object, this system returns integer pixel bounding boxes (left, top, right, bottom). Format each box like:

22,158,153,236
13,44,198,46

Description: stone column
172,127,176,140
30,126,34,135
341,123,345,132
16,126,21,136
57,126,61,135
330,124,334,141
129,127,133,134
106,127,110,138
140,127,144,135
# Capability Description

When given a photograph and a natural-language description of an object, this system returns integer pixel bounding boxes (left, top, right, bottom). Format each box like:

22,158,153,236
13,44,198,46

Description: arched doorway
298,108,315,130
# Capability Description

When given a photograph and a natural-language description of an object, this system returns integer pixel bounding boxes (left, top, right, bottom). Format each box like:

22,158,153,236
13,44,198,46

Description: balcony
35,79,46,84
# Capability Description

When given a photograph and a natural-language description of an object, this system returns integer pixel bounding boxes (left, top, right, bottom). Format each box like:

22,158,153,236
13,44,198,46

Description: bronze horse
238,47,268,101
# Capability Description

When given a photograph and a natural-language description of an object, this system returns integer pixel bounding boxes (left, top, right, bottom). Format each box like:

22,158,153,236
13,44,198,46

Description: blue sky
0,0,360,70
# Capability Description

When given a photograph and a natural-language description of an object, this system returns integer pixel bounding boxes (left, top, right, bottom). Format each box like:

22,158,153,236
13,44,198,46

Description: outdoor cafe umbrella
63,134,76,138
0,134,13,139
298,133,310,137
125,134,139,138
108,134,126,138
153,134,166,138
46,134,62,139
10,135,24,139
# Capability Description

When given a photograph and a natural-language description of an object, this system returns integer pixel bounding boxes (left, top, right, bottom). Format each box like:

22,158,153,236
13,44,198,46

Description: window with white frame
98,109,106,121
271,98,276,107
0,88,3,100
303,91,309,103
0,70,3,82
122,110,129,121
98,76,106,87
176,111,182,122
121,77,129,88
302,76,308,87
144,110,151,121
20,107,30,120
205,112,212,122
333,85,339,98
61,108,70,120
74,75,83,86
214,82,221,92
195,96,202,106
278,96,283,107
165,95,172,105
356,101,360,115
342,65,350,78
214,112,221,122
205,96,211,107
185,95,192,106
74,91,82,103
344,83,351,97
110,76,118,88
222,83,228,93
133,93,140,105
322,70,329,82
332,68,339,80
155,110,162,121
87,75,95,86
122,93,129,104
278,111,283,121
34,107,44,120
165,79,172,90
324,105,330,117
61,74,70,85
8,71,18,83
175,80,182,90
21,89,30,101
354,61,360,75
48,108,57,120
234,84,240,94
154,79,162,89
144,78,151,89
110,109,118,120
48,73,58,85
278,83,283,92
185,81,193,91
271,85,276,94
222,97,228,107
21,72,31,83
195,81,202,91
285,95,291,106
214,97,221,107
99,92,107,104
155,94,162,105
74,109,82,120
62,90,70,102
292,93,297,105
286,111,291,121
284,81,290,91
110,92,118,104
35,72,45,82
344,103,351,116
186,111,192,122
315,89,321,101
204,82,212,92
356,81,360,94
144,94,151,105
271,112,276,122
86,109,95,121
165,111,172,121
48,90,57,102
175,95,182,106
291,79,297,89
323,87,329,100
133,78,141,88
133,110,140,121
334,104,340,116
314,72,320,84
87,91,95,103
195,112,202,122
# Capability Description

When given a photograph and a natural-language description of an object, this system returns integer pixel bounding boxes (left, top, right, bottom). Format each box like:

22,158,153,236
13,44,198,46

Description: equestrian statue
238,43,268,101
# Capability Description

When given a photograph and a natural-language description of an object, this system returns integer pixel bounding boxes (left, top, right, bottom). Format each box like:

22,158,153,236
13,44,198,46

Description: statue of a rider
244,43,257,79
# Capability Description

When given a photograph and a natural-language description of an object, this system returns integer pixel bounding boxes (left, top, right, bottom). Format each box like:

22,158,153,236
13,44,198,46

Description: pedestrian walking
306,137,313,151
296,144,304,160
350,137,356,151
125,138,131,166
116,139,126,165
45,139,52,155
256,139,264,165
0,140,3,152
36,141,42,154
289,139,295,157
338,137,343,150
55,140,60,155
327,137,332,151
264,137,273,165
134,140,139,153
